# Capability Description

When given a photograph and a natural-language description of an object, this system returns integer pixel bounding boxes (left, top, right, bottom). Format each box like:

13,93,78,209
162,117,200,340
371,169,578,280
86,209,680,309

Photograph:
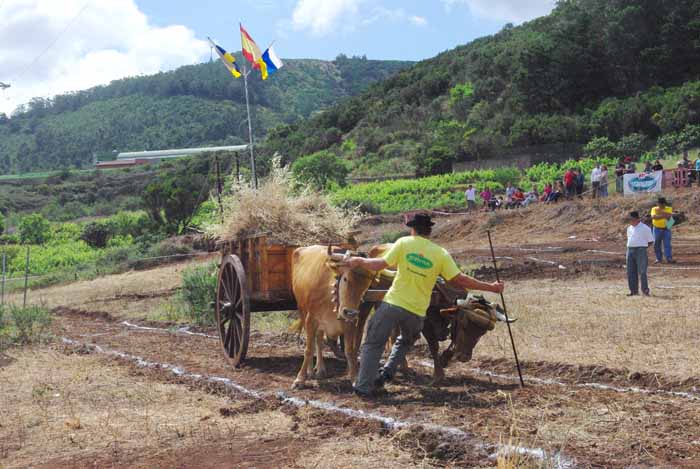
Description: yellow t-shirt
651,206,672,229
382,236,461,317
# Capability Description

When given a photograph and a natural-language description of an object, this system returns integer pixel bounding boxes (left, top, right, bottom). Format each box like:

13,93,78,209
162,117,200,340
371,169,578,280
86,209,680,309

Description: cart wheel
216,255,250,367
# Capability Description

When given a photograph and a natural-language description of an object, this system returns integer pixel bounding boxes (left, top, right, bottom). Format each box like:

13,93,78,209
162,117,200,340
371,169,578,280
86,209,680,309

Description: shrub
80,222,110,248
8,305,52,345
381,230,409,244
179,263,218,326
292,150,349,190
18,213,51,244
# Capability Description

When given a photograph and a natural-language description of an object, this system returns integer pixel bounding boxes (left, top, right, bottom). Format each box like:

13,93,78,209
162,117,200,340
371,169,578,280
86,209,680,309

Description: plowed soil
47,308,700,468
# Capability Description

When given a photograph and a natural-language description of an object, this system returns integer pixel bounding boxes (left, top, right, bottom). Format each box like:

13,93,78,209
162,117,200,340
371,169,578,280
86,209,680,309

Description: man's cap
629,211,640,220
658,196,668,205
405,213,435,228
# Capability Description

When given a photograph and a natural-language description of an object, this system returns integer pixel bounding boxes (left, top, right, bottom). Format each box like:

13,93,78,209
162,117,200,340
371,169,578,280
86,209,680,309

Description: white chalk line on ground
121,321,218,339
417,361,700,402
60,337,573,468
119,320,700,404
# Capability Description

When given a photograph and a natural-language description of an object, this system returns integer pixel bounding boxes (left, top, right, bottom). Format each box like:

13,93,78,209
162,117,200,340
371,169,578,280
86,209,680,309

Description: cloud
0,0,209,115
441,0,555,23
290,0,426,36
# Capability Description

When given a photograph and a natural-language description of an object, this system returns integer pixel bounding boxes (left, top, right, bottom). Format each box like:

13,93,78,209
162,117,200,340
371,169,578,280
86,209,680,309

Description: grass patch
251,311,297,334
0,304,52,349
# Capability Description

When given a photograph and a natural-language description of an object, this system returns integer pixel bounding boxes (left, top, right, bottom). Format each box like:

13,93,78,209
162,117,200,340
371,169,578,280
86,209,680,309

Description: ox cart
215,234,468,367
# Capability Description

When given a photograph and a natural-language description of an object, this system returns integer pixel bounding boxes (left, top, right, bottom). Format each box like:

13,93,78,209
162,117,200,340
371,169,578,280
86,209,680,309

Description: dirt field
2,193,700,468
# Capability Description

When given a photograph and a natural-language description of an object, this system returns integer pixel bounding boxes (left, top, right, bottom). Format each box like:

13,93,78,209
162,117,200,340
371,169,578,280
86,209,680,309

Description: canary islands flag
207,37,241,78
261,46,284,80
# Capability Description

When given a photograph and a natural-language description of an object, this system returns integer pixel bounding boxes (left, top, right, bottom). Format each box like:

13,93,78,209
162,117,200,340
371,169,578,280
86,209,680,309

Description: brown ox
291,245,377,389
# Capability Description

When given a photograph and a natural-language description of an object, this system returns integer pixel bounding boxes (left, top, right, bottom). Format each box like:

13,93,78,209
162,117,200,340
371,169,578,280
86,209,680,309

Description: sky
0,0,555,116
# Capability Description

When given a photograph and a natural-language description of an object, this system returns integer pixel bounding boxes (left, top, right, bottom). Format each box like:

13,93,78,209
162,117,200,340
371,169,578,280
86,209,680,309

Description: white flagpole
241,62,258,189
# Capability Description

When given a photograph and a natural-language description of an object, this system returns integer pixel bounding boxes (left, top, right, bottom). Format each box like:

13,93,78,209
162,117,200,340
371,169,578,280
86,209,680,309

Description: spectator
564,168,576,199
643,161,653,173
650,197,674,264
623,155,633,164
626,211,654,297
694,157,700,186
489,196,503,211
522,185,539,207
591,164,602,199
652,160,664,171
681,150,691,169
507,187,525,209
615,161,626,193
575,168,584,197
626,163,636,174
547,181,564,203
480,186,492,210
599,165,609,197
505,182,515,203
465,185,476,211
540,183,552,202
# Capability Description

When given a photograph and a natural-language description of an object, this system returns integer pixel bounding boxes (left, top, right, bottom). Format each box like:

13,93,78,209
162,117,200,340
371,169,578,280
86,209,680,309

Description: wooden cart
215,234,465,367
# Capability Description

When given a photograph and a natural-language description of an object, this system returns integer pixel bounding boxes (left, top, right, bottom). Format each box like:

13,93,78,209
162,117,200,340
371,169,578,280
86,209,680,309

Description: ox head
441,296,507,363
327,245,377,321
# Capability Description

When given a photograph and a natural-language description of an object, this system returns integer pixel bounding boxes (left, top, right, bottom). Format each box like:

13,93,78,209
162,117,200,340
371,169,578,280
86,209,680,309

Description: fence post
23,246,30,308
1,250,5,307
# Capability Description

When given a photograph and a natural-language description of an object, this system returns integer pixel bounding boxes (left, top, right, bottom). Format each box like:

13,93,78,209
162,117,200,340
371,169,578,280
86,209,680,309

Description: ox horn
327,243,333,256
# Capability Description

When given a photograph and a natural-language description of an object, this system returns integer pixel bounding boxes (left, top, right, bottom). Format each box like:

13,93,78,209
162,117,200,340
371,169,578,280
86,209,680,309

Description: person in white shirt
465,185,476,211
590,164,602,199
626,211,654,296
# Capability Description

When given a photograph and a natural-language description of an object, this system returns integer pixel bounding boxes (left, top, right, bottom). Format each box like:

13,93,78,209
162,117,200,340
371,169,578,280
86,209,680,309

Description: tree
291,150,349,190
80,222,110,248
18,213,51,244
142,156,212,235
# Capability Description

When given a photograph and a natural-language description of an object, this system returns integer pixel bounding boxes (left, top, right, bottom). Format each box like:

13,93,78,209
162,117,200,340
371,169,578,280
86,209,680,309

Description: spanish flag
207,37,241,78
240,24,268,79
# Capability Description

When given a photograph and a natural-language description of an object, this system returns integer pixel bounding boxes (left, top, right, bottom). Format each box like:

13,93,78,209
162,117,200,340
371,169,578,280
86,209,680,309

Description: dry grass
4,258,214,321
209,159,359,245
0,347,237,467
295,435,438,469
474,272,700,379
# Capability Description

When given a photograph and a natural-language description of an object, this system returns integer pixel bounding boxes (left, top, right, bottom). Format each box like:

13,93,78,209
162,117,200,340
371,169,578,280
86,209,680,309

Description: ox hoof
291,380,307,390
314,369,328,379
431,372,446,387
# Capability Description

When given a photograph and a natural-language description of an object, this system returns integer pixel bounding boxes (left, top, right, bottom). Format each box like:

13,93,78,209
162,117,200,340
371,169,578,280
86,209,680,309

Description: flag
261,46,284,80
207,37,241,78
240,24,263,69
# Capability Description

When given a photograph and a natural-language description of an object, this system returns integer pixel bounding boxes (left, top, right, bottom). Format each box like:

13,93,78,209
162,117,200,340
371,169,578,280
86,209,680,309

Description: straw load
208,161,360,246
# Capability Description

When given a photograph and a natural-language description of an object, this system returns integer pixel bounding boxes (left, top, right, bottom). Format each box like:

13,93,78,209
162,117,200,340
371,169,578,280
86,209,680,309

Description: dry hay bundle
209,161,360,246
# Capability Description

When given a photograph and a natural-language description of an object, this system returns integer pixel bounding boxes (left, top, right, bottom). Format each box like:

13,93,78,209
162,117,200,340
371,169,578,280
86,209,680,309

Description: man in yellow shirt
344,213,504,397
650,197,675,264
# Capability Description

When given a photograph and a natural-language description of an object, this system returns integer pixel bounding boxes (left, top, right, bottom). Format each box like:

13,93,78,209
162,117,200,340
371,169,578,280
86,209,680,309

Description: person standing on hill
626,211,654,296
651,197,674,264
465,185,476,211
615,161,626,193
590,164,602,198
599,165,609,197
575,168,584,197
564,168,575,199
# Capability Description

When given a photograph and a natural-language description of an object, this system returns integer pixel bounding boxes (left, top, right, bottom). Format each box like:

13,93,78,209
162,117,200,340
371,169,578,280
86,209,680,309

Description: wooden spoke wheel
216,255,250,367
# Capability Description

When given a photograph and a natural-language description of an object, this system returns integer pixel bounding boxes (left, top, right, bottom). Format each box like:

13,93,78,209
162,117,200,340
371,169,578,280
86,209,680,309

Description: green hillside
265,0,700,175
0,55,411,174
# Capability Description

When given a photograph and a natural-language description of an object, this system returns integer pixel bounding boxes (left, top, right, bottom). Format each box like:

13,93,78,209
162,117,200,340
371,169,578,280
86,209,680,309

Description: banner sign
624,171,663,195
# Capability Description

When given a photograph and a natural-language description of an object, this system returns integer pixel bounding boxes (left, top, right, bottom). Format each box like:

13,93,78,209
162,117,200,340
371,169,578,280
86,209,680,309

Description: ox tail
288,311,305,334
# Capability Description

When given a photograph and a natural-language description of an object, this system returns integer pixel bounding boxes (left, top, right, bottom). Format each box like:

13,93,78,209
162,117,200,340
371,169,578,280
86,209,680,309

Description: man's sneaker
643,290,650,296
667,259,676,264
353,386,387,399
654,260,662,264
374,369,393,389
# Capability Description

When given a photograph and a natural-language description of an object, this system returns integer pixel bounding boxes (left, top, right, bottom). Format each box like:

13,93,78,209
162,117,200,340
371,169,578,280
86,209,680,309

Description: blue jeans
653,227,672,262
627,247,649,294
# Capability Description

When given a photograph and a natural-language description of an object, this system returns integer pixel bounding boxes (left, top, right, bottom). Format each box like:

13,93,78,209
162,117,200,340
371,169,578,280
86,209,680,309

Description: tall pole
1,250,6,307
23,246,30,308
242,63,258,189
215,155,224,224
487,230,525,387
